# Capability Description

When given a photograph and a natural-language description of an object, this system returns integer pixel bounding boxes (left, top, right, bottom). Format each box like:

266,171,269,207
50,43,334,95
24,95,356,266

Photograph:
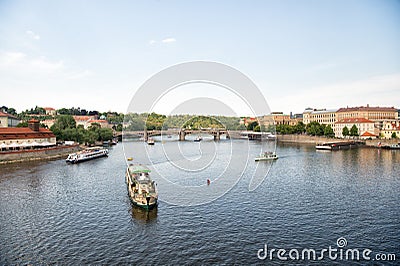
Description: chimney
28,119,40,131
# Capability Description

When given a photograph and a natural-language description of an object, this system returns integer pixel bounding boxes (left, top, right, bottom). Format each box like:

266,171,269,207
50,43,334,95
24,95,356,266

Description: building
43,107,56,116
87,119,110,129
0,111,20,128
240,117,257,127
260,112,297,126
380,120,400,139
0,119,56,150
334,118,376,138
336,105,398,125
302,108,337,127
72,115,110,129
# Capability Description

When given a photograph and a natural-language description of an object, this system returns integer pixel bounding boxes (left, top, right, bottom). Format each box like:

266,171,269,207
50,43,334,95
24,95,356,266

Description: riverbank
276,134,398,147
0,145,80,165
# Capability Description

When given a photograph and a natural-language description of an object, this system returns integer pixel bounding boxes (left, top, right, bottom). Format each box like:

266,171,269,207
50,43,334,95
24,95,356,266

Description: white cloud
161,37,176,43
149,40,156,45
0,51,63,73
26,30,40,40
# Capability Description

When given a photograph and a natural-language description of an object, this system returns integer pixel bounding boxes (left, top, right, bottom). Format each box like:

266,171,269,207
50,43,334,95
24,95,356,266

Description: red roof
0,127,55,140
73,115,95,121
89,119,108,124
335,118,374,124
0,111,18,119
361,131,376,137
337,106,397,112
43,107,55,110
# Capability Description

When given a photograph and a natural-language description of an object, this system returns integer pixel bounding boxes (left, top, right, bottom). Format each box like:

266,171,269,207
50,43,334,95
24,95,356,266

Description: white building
334,118,376,138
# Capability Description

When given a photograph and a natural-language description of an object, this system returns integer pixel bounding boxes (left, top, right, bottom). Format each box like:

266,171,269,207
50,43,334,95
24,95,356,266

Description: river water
0,139,399,265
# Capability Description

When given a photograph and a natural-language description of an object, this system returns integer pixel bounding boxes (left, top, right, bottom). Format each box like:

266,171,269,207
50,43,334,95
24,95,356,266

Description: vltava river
0,139,399,264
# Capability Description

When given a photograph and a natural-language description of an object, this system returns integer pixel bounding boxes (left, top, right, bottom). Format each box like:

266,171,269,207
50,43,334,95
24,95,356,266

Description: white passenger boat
255,151,278,161
126,164,158,210
66,147,108,163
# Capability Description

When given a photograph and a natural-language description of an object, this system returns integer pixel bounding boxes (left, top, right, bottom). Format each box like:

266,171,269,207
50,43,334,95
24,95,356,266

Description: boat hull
128,196,158,210
255,157,278,161
66,152,108,164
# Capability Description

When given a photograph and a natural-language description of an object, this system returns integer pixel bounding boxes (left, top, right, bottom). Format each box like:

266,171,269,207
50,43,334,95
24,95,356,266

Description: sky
0,0,399,116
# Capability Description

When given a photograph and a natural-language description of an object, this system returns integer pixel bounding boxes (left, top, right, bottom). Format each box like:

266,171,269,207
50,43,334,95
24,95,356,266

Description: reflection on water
130,204,158,225
131,204,158,224
0,141,399,265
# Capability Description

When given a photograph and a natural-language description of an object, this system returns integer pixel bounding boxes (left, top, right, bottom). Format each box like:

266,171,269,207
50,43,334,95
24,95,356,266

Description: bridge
117,128,230,141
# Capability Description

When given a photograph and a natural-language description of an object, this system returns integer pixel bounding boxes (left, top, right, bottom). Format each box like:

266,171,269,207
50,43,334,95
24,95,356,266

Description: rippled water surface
0,140,399,265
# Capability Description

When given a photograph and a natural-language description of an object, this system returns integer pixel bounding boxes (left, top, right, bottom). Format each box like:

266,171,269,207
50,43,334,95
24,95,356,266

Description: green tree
306,121,323,136
254,125,261,132
16,121,28,127
247,121,259,131
294,122,306,134
52,115,76,130
350,124,359,137
342,126,349,138
391,132,397,139
236,124,247,130
98,128,113,141
84,130,98,145
324,125,335,138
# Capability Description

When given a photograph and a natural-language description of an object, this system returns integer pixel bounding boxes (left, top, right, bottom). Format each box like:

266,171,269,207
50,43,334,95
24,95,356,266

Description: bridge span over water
120,128,230,141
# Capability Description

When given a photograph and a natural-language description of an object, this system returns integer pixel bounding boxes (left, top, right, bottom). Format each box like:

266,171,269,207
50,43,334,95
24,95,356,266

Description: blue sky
0,0,399,115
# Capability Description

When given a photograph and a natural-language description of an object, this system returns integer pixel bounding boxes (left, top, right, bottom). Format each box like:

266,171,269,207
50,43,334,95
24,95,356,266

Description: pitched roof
337,106,397,112
0,127,55,140
0,111,18,119
43,107,55,110
360,131,377,137
335,118,374,124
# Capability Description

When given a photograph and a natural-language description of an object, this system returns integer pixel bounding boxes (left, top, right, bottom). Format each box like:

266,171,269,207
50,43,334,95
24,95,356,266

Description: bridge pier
179,130,186,141
144,128,148,141
214,131,220,141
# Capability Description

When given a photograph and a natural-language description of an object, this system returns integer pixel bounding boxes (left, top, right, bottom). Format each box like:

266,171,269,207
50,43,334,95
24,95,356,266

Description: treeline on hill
124,113,246,131
11,106,125,131
50,115,113,145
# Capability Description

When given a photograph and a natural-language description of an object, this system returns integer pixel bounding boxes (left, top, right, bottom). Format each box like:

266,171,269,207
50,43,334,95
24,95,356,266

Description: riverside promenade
276,134,398,147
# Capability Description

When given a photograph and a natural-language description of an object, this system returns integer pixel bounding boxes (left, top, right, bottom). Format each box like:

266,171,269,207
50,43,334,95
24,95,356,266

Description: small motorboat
147,138,155,145
255,151,278,161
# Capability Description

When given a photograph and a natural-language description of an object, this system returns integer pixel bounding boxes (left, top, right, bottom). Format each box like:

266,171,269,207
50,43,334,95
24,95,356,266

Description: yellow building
260,112,297,126
380,120,400,139
336,105,398,121
302,108,337,127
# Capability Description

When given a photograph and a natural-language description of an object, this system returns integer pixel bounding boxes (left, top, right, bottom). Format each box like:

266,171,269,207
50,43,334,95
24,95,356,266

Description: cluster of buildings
0,107,112,152
243,105,400,139
0,118,56,151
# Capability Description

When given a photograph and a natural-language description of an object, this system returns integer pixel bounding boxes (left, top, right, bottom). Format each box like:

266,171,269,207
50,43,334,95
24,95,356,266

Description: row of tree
50,115,113,145
123,113,244,131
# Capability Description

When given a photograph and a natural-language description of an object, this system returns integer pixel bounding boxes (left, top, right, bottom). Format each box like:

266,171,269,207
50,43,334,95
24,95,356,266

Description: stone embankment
0,145,80,164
